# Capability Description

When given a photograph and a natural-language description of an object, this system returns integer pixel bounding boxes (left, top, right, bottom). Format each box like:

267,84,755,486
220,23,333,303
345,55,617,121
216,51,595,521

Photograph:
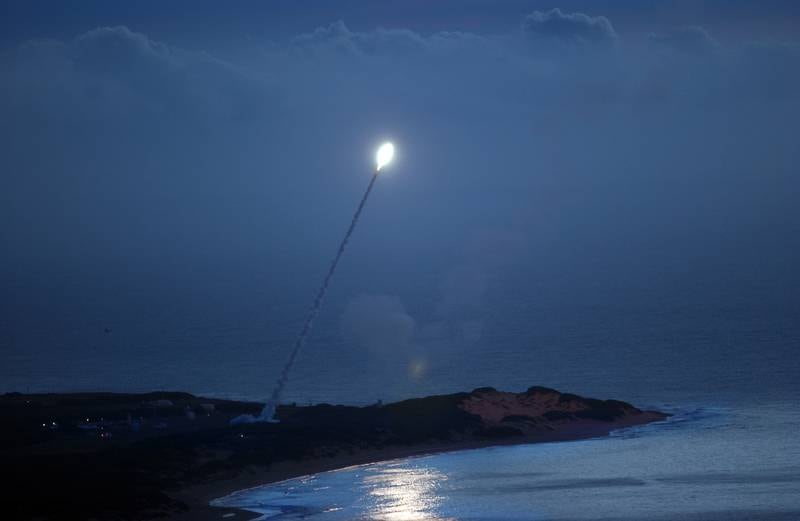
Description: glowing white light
376,142,395,171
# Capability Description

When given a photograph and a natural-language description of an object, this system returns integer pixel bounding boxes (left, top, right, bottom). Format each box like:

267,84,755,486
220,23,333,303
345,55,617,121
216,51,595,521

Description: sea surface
2,265,800,519
212,403,800,520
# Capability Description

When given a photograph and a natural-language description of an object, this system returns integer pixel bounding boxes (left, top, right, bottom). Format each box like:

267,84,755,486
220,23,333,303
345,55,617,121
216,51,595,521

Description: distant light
376,142,395,171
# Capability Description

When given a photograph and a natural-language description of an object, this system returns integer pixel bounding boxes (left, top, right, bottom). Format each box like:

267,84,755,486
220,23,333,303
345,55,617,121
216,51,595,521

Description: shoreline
174,411,665,520
4,387,668,520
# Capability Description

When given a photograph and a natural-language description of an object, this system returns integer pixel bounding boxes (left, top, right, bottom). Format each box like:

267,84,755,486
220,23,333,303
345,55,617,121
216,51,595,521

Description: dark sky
1,1,799,398
3,1,800,45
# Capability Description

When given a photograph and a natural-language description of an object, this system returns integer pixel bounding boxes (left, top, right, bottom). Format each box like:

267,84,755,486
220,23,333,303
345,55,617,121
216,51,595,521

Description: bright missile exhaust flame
232,141,394,425
376,142,394,171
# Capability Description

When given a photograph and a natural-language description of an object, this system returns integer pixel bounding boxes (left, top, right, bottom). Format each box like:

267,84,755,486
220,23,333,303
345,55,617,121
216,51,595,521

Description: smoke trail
234,170,380,424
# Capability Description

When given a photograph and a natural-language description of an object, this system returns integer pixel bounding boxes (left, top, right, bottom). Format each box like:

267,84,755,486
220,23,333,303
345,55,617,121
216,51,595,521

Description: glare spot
376,142,395,171
365,464,451,520
409,359,426,379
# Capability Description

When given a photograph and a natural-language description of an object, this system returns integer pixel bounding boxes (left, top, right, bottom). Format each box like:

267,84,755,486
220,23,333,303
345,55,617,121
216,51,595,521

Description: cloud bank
522,8,618,48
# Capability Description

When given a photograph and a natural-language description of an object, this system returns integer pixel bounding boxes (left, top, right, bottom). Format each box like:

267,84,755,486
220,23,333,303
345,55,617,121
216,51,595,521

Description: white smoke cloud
341,229,525,366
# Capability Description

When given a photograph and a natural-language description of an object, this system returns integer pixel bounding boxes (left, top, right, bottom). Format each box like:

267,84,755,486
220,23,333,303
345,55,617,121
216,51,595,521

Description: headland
1,387,668,520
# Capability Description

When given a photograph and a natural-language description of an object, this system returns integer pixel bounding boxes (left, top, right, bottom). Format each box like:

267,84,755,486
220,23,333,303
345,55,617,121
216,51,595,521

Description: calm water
212,403,800,520
3,266,800,518
3,265,799,409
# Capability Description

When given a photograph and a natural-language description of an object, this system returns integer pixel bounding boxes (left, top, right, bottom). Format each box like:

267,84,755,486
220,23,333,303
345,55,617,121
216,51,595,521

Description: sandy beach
174,411,665,520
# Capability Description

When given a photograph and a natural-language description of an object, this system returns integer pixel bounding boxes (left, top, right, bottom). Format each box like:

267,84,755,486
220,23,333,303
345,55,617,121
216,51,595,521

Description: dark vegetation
543,410,575,421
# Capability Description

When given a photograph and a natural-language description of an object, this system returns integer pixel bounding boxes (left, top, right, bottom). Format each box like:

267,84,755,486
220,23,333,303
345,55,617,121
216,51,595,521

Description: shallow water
212,402,800,520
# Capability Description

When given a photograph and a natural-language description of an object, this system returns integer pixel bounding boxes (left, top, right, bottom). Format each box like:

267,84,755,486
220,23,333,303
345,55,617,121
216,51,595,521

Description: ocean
3,265,800,519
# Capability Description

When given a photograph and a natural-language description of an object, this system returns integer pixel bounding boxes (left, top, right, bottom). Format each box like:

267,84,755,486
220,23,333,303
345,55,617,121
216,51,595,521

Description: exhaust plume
233,169,381,424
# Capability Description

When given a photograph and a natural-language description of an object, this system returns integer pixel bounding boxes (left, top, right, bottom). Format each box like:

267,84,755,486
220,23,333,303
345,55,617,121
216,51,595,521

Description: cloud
522,8,618,48
1,19,799,272
649,26,720,55
0,25,283,272
74,26,176,74
292,20,427,56
292,20,490,54
3,26,268,126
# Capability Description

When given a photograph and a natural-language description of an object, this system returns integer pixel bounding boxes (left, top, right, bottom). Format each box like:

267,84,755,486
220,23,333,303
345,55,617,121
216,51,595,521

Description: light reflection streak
358,462,455,520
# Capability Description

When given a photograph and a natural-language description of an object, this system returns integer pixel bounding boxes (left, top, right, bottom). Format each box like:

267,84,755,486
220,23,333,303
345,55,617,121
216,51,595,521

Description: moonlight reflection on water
213,404,800,520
